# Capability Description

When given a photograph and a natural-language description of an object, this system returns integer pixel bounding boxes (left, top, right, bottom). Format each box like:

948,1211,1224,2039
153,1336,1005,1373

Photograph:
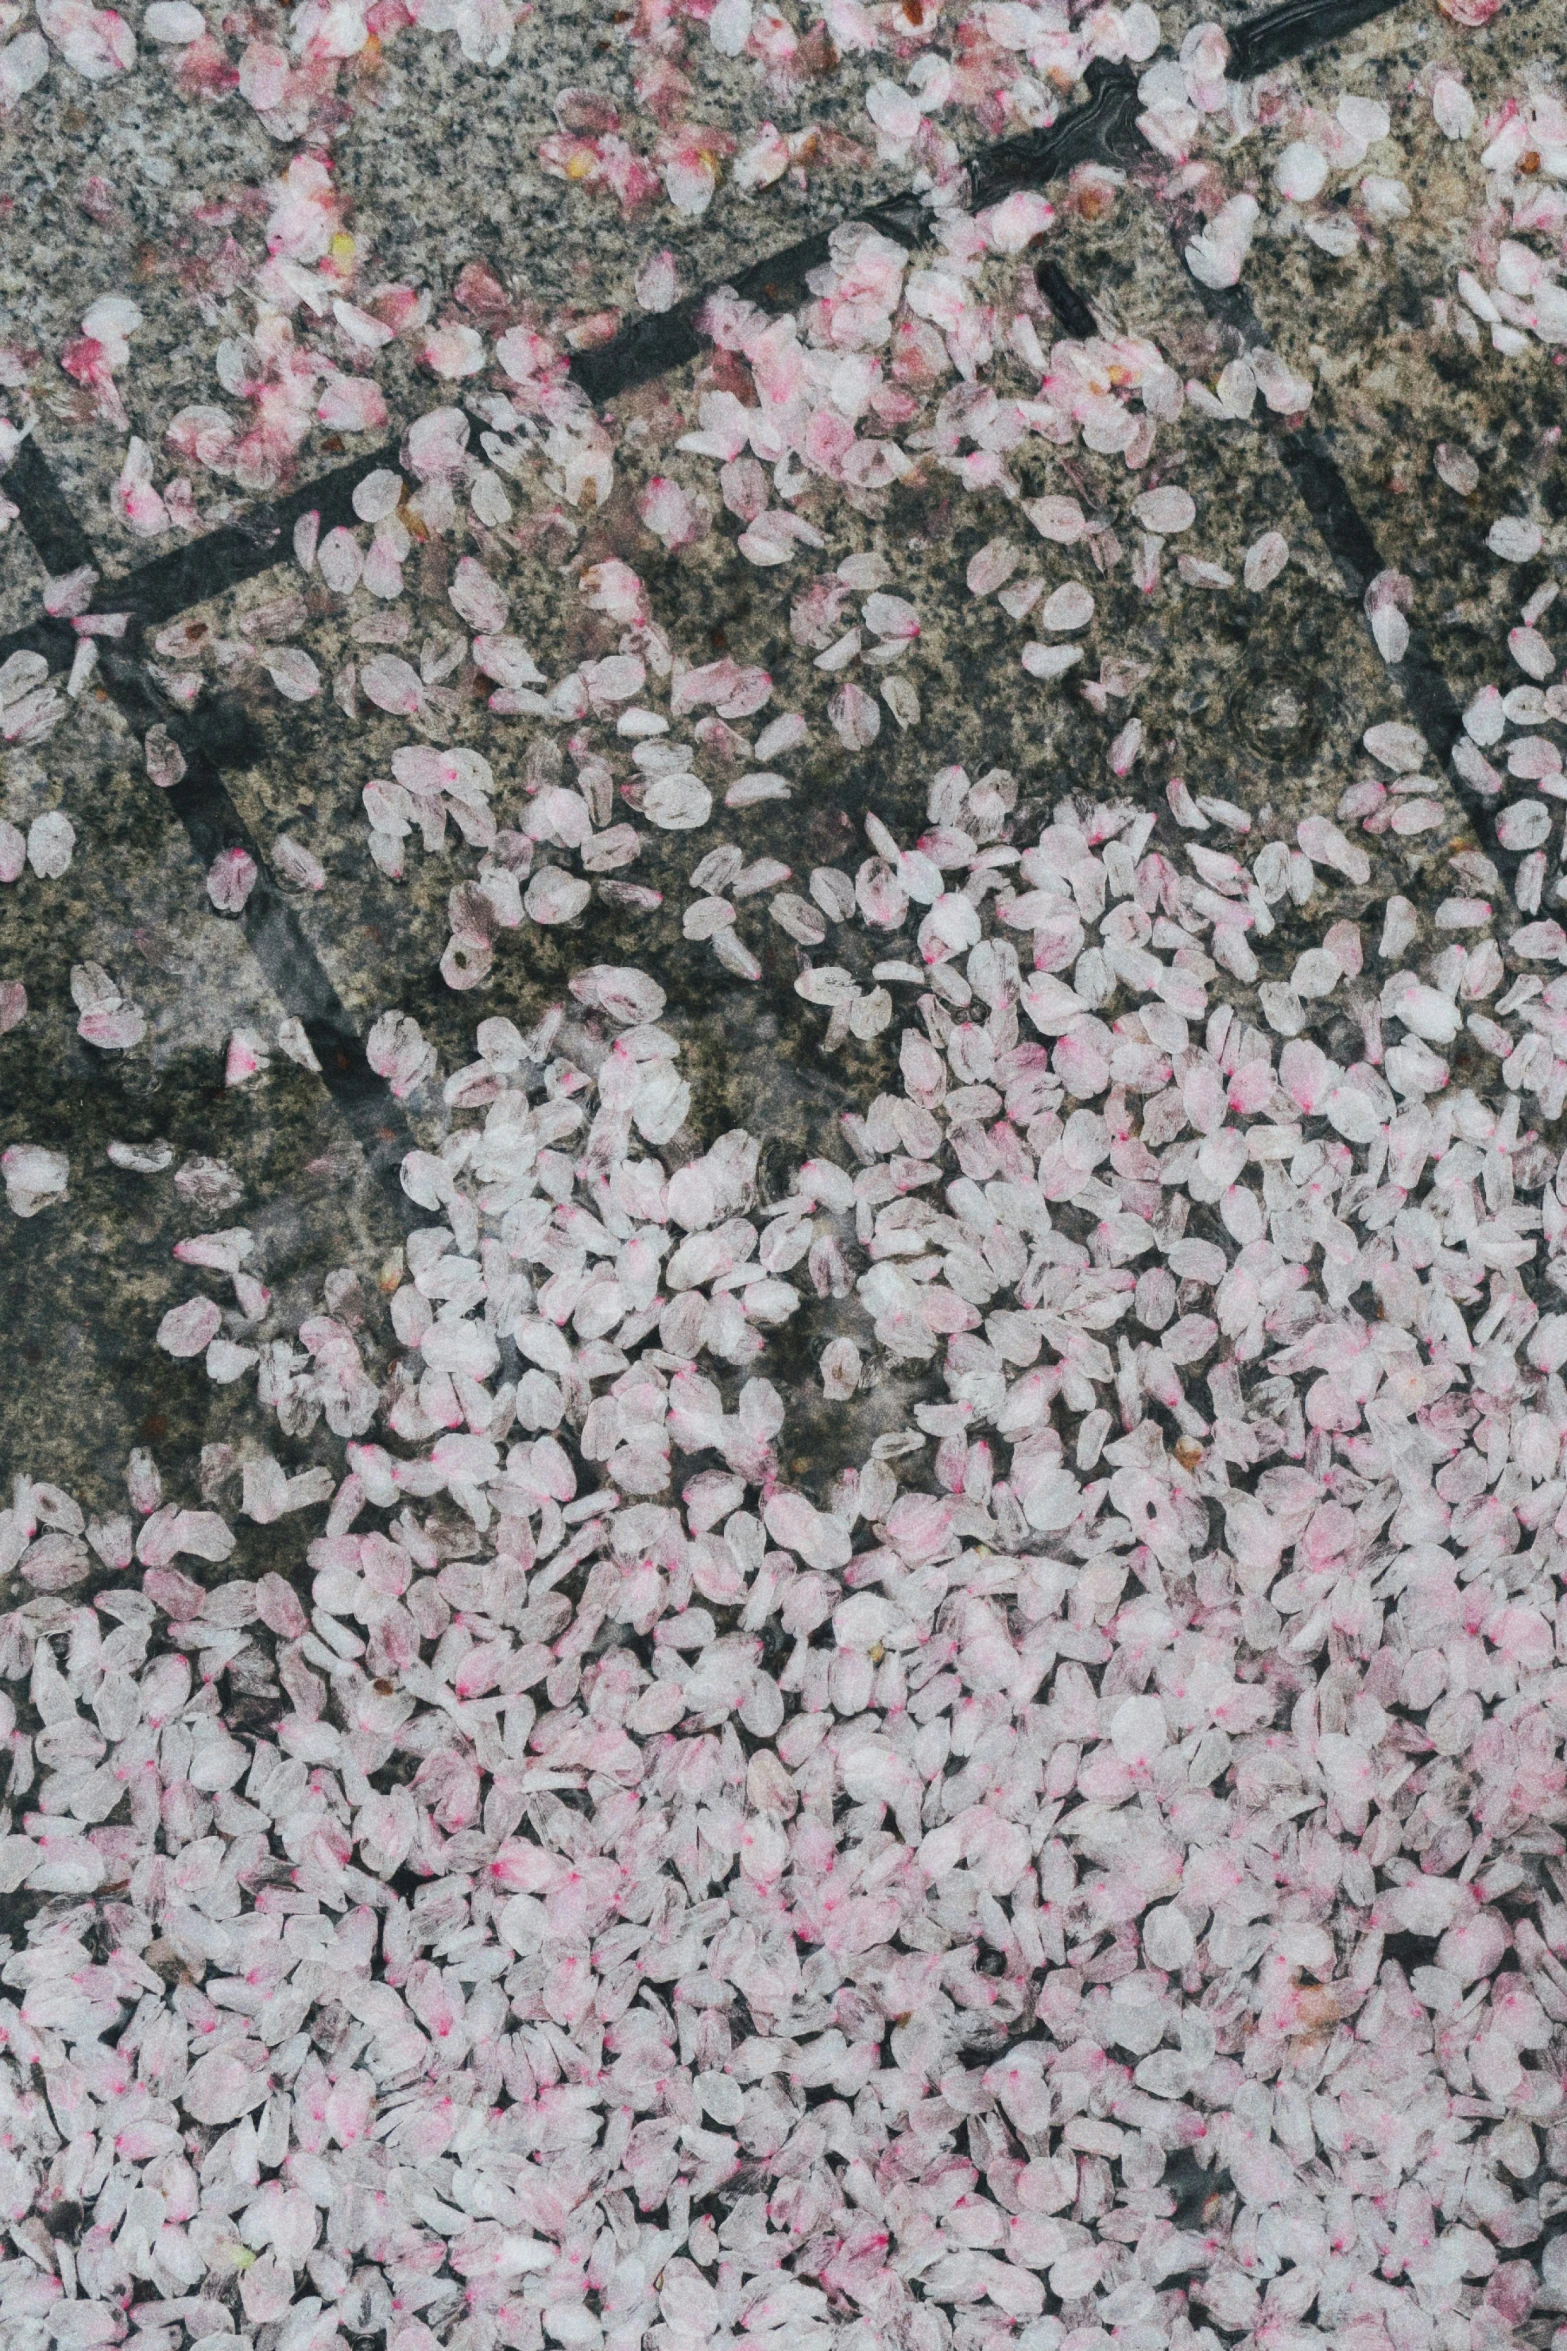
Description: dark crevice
1225,0,1410,77
113,441,402,632
571,195,925,407
1036,261,1101,344
2,439,98,577
1176,265,1505,876
3,453,418,1211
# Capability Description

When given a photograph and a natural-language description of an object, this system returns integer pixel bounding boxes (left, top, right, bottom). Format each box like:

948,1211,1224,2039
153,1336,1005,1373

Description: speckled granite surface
4,0,1562,1510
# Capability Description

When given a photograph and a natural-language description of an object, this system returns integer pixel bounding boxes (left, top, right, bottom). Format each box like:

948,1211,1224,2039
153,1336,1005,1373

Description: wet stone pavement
3,0,1567,2342
0,64,1559,1504
3,0,1562,1515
